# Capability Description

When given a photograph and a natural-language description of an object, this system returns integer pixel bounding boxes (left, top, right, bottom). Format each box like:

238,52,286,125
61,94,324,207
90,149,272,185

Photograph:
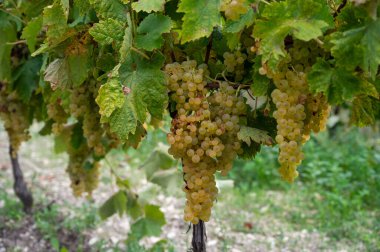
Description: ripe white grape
165,61,246,224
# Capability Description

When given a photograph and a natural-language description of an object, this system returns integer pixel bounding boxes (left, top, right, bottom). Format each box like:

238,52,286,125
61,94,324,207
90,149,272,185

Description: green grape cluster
288,40,331,140
47,99,68,134
303,93,330,141
66,144,100,197
69,81,105,156
221,0,249,20
165,61,246,224
223,51,247,81
0,83,30,157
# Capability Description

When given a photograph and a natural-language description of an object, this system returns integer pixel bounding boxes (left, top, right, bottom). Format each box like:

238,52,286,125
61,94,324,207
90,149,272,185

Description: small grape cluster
0,83,30,157
47,99,68,134
221,0,249,20
303,93,330,141
69,81,105,156
223,51,247,81
66,144,100,197
165,61,245,224
270,70,308,182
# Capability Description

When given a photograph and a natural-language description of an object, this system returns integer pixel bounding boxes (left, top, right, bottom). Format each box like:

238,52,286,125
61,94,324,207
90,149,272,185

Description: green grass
222,127,380,250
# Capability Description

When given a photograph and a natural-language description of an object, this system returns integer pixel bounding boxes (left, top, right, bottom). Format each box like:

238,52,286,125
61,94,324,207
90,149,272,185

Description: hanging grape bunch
165,61,246,224
263,40,331,182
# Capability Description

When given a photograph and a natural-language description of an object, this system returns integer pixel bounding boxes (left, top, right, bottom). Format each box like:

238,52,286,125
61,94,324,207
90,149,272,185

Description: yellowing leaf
135,14,172,51
132,0,166,13
96,78,125,119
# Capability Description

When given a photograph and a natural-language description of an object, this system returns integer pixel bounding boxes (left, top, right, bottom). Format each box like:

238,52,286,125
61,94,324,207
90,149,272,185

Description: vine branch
204,33,213,64
333,0,347,18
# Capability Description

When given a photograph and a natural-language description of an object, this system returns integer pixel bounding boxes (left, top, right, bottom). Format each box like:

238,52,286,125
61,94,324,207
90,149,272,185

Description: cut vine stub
192,220,207,252
10,146,33,213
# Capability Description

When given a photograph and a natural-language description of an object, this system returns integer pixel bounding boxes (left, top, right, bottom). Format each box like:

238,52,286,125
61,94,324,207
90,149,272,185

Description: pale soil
0,125,364,252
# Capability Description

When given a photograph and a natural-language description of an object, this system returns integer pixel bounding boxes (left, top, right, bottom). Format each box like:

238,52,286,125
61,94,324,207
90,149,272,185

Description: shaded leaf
99,191,128,220
238,126,274,146
12,56,43,102
307,59,372,104
135,13,173,51
130,205,166,239
351,96,380,127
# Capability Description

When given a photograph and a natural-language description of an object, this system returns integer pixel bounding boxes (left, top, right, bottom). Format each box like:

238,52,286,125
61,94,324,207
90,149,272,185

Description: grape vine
0,0,379,251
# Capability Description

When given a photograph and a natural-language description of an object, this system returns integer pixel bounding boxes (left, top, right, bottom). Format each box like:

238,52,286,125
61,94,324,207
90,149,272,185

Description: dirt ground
0,126,364,252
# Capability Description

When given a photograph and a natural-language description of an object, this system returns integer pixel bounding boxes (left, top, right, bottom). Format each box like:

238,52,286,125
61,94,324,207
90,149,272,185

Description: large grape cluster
0,83,30,157
165,61,246,224
221,0,249,20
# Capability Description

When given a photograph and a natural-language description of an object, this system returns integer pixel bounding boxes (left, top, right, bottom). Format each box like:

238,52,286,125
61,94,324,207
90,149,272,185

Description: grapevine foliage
0,0,380,247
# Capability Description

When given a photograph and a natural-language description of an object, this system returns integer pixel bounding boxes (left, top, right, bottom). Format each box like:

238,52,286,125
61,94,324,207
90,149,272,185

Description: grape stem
333,0,347,18
192,220,207,252
204,34,213,64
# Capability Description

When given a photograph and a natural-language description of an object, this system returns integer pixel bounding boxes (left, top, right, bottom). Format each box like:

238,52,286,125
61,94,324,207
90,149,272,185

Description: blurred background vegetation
1,112,379,251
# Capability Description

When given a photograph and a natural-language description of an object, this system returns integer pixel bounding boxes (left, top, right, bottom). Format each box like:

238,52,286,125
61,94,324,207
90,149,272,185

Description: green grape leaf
251,56,270,96
89,19,125,46
132,0,166,13
150,169,181,191
120,26,133,62
130,205,166,239
124,122,147,149
74,0,92,15
0,14,17,81
109,97,138,140
96,79,125,118
238,126,274,146
140,144,176,179
21,16,43,53
178,0,222,43
119,52,168,122
135,14,173,51
308,59,372,104
351,96,380,127
12,56,43,102
89,0,127,21
330,19,380,80
99,190,128,220
224,8,255,33
126,192,143,220
253,0,333,69
66,51,90,87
